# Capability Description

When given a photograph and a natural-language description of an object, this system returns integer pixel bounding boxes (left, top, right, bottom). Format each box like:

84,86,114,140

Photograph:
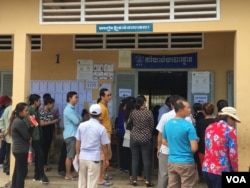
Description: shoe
98,180,113,186
145,182,154,187
32,176,40,181
131,181,137,186
40,175,49,184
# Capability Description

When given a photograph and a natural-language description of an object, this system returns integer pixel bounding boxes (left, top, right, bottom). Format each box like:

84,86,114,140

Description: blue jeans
130,138,152,182
203,171,221,188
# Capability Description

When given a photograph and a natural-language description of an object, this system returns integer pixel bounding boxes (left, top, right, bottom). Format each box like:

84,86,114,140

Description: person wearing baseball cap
202,106,241,188
75,104,110,188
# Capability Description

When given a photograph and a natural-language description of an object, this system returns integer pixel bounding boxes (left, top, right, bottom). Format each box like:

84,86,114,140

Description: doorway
138,71,188,110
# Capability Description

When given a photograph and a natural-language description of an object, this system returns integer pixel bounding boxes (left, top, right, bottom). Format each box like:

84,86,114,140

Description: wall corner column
10,33,31,178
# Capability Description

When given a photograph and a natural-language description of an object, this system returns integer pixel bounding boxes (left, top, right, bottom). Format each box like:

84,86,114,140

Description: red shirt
202,120,238,175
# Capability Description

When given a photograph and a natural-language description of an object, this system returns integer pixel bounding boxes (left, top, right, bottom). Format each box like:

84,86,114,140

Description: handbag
126,119,133,130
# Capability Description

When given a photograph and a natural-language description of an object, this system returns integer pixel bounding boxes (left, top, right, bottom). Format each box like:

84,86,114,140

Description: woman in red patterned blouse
202,107,241,188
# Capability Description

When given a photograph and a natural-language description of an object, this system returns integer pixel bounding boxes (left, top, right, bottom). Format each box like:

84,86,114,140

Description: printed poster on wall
119,88,132,97
93,64,114,80
77,59,93,80
191,72,210,94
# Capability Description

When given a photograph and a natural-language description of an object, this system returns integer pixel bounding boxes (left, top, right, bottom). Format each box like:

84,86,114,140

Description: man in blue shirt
63,91,82,180
158,96,171,122
162,99,198,188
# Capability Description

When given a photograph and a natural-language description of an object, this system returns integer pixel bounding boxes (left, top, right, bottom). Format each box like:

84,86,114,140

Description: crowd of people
0,90,241,188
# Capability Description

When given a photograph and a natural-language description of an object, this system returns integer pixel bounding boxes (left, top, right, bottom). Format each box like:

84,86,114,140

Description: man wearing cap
202,107,241,188
75,104,110,188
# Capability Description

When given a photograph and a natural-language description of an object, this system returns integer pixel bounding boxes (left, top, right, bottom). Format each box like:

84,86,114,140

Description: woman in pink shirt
202,107,241,188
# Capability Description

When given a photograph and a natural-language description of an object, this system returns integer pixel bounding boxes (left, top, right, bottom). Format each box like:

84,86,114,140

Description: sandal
64,175,78,181
104,174,113,180
98,180,113,186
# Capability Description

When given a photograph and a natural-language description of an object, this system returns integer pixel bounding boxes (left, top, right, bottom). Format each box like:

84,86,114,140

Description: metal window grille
31,35,42,51
74,33,203,50
40,0,219,24
0,35,12,51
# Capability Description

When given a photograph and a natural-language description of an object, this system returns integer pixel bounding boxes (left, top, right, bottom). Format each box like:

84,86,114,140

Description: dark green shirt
27,106,42,141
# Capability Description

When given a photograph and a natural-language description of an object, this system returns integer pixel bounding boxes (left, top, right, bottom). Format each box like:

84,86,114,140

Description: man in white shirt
75,104,110,188
156,95,193,188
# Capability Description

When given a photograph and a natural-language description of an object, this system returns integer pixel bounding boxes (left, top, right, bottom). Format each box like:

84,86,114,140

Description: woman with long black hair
9,102,33,188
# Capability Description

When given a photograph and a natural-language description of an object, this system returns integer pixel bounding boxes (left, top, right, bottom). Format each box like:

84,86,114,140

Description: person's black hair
135,95,145,110
66,91,77,102
193,103,203,113
117,98,127,114
81,109,89,117
43,93,51,101
8,102,28,136
28,94,41,105
44,97,55,105
217,99,228,112
99,88,108,97
165,96,170,105
174,99,187,113
97,88,108,103
169,95,183,106
124,97,136,122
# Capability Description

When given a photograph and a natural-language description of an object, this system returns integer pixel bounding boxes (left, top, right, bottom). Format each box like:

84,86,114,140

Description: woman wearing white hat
202,107,241,188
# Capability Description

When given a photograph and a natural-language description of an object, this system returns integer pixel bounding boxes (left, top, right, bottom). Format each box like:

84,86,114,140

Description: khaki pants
158,153,168,188
78,160,100,188
167,163,198,188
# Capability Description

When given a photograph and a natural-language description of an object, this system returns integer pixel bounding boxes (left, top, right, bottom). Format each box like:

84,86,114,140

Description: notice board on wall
30,80,114,127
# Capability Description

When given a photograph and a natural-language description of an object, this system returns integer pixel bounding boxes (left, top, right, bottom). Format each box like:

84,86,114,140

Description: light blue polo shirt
163,118,198,163
63,103,82,140
75,118,110,161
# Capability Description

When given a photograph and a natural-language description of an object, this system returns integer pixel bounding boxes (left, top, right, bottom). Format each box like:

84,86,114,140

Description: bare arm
101,144,109,167
75,140,81,156
40,119,59,126
157,132,162,157
190,140,198,153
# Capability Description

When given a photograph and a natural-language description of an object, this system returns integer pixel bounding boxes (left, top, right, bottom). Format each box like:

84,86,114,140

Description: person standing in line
0,96,12,175
216,99,228,114
122,96,144,182
63,91,82,180
202,107,240,188
97,88,113,186
195,102,215,182
157,96,171,123
129,96,154,187
39,97,59,172
162,99,198,188
28,94,49,183
116,98,127,172
9,103,34,188
75,104,110,188
156,95,193,188
0,96,12,168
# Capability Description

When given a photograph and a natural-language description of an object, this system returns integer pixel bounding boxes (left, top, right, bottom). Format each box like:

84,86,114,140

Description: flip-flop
64,176,78,181
104,174,113,180
98,180,113,186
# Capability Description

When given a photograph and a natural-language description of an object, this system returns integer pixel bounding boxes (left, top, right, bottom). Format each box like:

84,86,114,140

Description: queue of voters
0,92,240,188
